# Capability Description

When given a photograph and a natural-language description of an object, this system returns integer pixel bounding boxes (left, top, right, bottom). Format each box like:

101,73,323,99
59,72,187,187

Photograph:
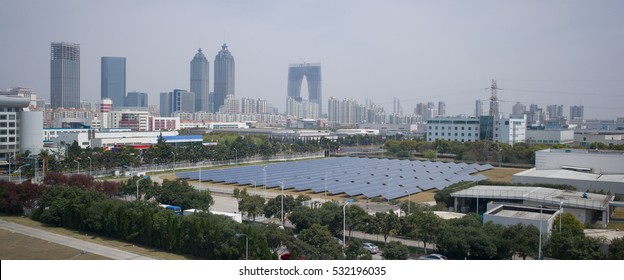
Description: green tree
297,224,344,260
239,194,265,221
345,205,368,240
401,209,444,254
375,210,400,244
503,223,539,260
145,179,213,210
608,237,624,260
263,195,297,220
382,241,410,260
344,239,372,260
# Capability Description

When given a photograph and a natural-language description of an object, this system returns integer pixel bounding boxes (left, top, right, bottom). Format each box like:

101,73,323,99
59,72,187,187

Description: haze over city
1,0,623,119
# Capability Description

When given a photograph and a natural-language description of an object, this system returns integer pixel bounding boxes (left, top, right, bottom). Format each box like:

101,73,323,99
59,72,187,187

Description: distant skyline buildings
100,56,126,108
190,48,209,112
213,44,235,113
50,42,80,109
125,91,148,107
287,63,322,114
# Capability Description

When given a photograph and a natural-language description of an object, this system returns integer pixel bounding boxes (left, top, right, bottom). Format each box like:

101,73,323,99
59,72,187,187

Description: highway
0,219,154,260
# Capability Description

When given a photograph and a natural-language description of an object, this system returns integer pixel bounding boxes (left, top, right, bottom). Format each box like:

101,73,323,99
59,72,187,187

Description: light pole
18,164,30,183
386,177,392,202
73,160,80,174
559,201,563,233
343,199,353,248
170,152,176,174
538,205,543,260
280,181,285,225
234,233,248,260
151,157,158,170
87,157,92,176
263,165,267,200
404,189,411,215
136,175,149,201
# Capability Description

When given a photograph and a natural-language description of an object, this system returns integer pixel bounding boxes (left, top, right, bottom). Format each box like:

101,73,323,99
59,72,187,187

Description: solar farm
176,157,493,200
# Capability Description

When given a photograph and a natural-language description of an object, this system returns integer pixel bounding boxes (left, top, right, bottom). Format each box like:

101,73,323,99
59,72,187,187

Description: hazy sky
1,0,623,119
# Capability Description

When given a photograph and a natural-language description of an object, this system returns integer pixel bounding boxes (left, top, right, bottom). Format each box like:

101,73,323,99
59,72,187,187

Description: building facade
101,56,126,108
51,42,80,109
191,48,209,112
287,63,322,114
213,44,235,113
426,118,480,142
125,92,148,107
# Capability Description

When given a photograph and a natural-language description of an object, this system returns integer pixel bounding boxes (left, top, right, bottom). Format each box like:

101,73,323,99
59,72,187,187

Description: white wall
536,149,624,174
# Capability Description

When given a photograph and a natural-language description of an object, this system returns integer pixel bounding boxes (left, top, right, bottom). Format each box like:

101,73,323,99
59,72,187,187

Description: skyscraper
475,100,483,117
287,63,322,114
101,57,126,108
214,44,235,112
191,49,209,112
438,101,446,117
570,105,584,120
160,89,195,117
125,92,148,107
51,42,80,109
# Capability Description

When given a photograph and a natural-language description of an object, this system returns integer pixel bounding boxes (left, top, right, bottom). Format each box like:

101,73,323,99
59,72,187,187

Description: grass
0,215,195,260
479,167,527,183
0,229,109,260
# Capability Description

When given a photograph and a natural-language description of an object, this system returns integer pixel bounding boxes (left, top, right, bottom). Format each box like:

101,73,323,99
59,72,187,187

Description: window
461,133,464,136
455,126,458,130
8,115,15,120
455,133,458,136
462,127,465,130
441,132,445,136
468,127,471,130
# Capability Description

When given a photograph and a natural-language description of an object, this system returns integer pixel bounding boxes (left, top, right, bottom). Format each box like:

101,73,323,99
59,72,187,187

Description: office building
437,101,446,117
214,44,235,112
101,57,126,108
570,105,584,121
474,99,483,117
125,92,148,107
426,117,480,142
51,42,80,109
191,48,209,112
160,89,195,117
0,94,41,161
287,63,322,114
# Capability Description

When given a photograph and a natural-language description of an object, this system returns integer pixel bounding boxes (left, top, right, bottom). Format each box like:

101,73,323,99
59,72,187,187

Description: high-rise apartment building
287,63,322,114
438,101,446,117
512,102,526,117
475,100,483,117
191,49,209,112
101,57,126,108
570,105,584,120
51,42,80,109
160,89,195,117
546,105,564,120
214,44,235,113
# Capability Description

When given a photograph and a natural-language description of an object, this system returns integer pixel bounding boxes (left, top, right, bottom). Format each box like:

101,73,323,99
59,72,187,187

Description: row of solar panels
176,157,492,200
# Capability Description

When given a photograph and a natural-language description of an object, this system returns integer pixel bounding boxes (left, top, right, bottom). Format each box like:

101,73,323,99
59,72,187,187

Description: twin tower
287,63,322,114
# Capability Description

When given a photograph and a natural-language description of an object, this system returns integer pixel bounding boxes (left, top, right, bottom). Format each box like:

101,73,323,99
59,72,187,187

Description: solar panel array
176,157,492,200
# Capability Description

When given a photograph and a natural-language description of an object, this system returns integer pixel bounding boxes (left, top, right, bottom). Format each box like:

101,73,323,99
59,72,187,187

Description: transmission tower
485,79,503,140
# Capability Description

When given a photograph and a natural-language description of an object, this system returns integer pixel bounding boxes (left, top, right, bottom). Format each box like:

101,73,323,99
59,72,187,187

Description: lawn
0,215,194,260
479,167,527,183
0,229,108,260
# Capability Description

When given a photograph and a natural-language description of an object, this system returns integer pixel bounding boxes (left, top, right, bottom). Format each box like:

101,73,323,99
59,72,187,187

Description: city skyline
1,1,623,119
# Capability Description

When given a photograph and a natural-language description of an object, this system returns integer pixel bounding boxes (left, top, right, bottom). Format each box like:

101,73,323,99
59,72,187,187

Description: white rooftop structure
513,149,624,195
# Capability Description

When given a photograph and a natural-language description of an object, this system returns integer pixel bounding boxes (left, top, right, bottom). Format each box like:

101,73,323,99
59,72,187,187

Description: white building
494,115,526,145
526,129,574,145
1,94,42,161
513,149,624,195
426,117,480,142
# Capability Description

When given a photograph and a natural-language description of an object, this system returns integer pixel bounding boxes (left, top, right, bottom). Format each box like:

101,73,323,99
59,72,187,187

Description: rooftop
451,185,612,210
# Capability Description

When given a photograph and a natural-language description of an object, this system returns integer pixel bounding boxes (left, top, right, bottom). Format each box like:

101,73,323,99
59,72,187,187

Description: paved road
0,220,154,260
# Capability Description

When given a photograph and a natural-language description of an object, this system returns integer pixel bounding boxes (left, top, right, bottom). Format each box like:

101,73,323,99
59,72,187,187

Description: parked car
362,242,380,254
418,253,447,260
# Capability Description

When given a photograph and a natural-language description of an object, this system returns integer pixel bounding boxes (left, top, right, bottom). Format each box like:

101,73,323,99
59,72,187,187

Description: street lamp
136,175,149,201
18,164,30,183
73,160,80,174
151,157,159,170
538,205,543,260
170,152,176,174
386,177,393,202
404,189,411,215
262,165,267,200
278,181,285,226
343,199,353,248
87,157,92,176
234,233,248,260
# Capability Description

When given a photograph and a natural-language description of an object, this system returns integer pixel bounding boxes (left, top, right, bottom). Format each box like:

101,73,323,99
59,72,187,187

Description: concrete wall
512,170,623,195
535,149,624,174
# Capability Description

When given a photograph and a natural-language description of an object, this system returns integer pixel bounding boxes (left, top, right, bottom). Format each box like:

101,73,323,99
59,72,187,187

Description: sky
1,0,623,119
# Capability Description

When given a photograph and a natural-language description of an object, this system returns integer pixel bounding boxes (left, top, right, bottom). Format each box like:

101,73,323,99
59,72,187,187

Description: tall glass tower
101,57,126,108
213,44,235,112
50,42,80,109
287,63,322,114
191,49,209,112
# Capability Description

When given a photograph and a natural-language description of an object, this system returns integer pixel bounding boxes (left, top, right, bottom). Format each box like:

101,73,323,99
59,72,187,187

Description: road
0,220,154,260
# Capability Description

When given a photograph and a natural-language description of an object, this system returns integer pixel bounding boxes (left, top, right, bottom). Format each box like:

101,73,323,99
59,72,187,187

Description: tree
145,179,213,210
239,194,265,221
0,181,46,214
401,209,444,254
297,224,344,260
608,237,624,260
344,239,371,260
287,206,321,232
263,195,297,220
382,241,410,260
375,210,400,244
345,205,368,240
503,223,539,260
